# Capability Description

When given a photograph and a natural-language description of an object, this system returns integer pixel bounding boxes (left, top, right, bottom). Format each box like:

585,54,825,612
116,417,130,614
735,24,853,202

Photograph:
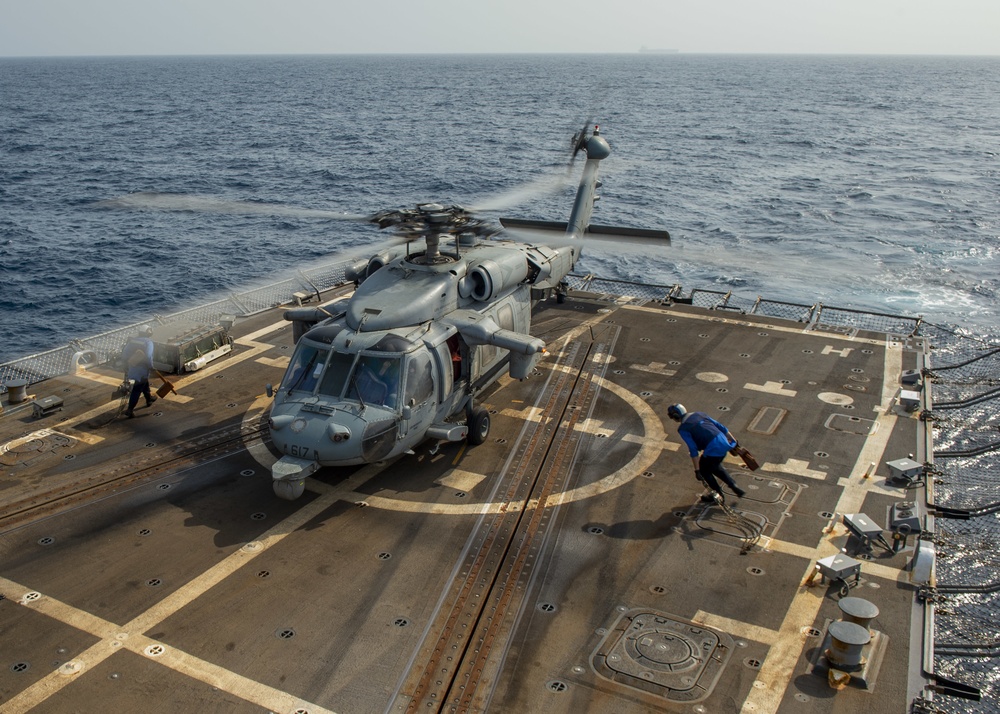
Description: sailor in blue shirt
667,403,746,502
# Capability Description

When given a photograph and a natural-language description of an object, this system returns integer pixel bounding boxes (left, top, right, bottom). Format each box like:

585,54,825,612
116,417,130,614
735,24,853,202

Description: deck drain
758,332,769,337
851,368,865,374
495,438,507,444
744,658,762,670
37,536,55,546
257,570,271,579
240,469,255,477
10,662,30,673
587,526,604,535
250,512,267,521
393,618,410,627
21,592,41,603
814,451,829,458
698,333,710,338
857,553,873,561
546,680,568,693
63,454,75,460
640,391,653,397
215,374,225,379
717,406,730,412
596,433,608,438
226,402,238,408
739,353,751,358
803,627,822,637
454,491,467,498
144,645,165,657
138,528,152,536
794,692,811,702
672,510,686,518
802,349,813,354
489,409,498,414
746,567,765,576
613,369,626,375
819,511,834,519
641,471,654,478
640,337,650,342
538,602,557,613
666,318,677,322
157,483,171,490
145,442,156,448
275,628,296,640
716,387,728,393
377,552,392,560
844,404,855,410
669,360,680,365
649,585,666,595
146,578,162,587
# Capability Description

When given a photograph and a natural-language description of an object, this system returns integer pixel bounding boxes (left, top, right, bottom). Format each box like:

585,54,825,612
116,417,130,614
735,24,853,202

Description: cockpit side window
347,354,401,409
317,351,356,397
404,352,433,406
285,344,326,393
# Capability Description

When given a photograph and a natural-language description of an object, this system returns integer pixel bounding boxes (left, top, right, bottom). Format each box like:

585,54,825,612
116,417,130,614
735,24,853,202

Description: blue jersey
678,411,734,457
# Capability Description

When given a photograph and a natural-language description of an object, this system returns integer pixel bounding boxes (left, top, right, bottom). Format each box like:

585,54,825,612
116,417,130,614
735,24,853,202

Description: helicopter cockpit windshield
284,341,404,410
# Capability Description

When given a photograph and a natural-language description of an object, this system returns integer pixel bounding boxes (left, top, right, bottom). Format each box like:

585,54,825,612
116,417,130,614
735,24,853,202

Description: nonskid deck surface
0,291,926,713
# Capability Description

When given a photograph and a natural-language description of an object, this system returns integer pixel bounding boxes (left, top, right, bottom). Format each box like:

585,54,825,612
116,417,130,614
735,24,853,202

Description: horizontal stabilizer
500,217,670,245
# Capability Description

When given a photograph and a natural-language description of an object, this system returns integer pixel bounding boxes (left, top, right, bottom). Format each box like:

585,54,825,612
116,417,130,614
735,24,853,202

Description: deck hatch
746,406,787,435
592,609,733,702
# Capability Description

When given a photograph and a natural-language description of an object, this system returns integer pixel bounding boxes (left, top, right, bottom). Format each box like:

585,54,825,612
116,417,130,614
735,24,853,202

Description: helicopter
266,125,670,500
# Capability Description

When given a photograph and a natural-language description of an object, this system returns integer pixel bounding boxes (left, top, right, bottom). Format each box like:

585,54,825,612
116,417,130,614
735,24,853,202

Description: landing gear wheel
468,407,490,445
273,479,305,500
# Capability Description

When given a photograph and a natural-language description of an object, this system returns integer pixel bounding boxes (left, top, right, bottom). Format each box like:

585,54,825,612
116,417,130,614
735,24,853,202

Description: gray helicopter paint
268,126,621,498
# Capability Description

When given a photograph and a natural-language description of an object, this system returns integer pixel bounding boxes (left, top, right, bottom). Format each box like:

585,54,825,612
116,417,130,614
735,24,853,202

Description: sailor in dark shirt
668,403,746,502
121,325,158,418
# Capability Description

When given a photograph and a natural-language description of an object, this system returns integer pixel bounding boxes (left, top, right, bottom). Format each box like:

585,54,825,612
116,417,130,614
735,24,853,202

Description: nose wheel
273,479,306,500
468,406,490,445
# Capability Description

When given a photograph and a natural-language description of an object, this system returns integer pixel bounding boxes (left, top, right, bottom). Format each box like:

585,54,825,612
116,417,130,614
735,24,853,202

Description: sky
1,0,998,57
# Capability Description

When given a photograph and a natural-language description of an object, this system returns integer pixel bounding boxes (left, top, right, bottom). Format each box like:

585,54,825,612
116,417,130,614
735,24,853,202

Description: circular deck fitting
613,369,625,375
843,404,856,410
814,450,829,458
143,645,165,657
717,406,730,412
214,374,225,379
672,510,686,518
716,387,729,393
819,511,834,519
851,368,865,374
596,433,608,438
794,693,811,702
488,409,498,414
698,333,710,338
146,578,162,587
494,438,507,444
537,602,557,613
598,308,612,314
640,337,651,342
144,442,156,448
546,680,568,693
666,318,677,322
739,353,751,358
640,391,653,397
587,526,604,535
641,471,654,478
746,567,765,576
10,662,30,673
37,536,55,546
22,592,41,603
393,618,410,627
802,349,814,354
802,627,823,637
241,542,262,553
758,332,769,337
240,469,255,477
226,403,237,408
256,570,271,579
377,552,392,560
744,658,762,669
250,512,267,521
454,491,467,498
63,454,75,461
136,528,151,538
275,628,296,640
649,585,666,595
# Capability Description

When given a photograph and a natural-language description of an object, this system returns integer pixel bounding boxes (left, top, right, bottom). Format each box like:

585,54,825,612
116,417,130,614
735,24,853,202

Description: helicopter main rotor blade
465,171,572,213
96,192,370,221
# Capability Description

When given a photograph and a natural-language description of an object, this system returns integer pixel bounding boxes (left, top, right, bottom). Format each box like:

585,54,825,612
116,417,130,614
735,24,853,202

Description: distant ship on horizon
639,46,679,53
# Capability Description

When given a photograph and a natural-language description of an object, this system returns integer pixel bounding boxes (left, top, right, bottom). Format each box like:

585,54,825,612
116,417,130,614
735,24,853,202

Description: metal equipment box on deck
150,321,232,374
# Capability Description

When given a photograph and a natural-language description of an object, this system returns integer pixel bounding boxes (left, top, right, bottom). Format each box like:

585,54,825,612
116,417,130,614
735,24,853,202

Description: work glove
694,470,705,483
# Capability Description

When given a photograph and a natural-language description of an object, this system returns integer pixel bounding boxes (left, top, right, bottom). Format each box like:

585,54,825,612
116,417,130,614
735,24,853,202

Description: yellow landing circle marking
360,374,668,515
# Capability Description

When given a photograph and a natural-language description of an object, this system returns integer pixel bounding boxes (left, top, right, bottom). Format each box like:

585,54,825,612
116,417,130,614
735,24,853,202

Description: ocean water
1,54,998,362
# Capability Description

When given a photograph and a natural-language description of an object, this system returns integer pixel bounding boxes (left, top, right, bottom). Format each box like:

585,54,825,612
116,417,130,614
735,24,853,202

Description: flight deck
0,287,932,713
